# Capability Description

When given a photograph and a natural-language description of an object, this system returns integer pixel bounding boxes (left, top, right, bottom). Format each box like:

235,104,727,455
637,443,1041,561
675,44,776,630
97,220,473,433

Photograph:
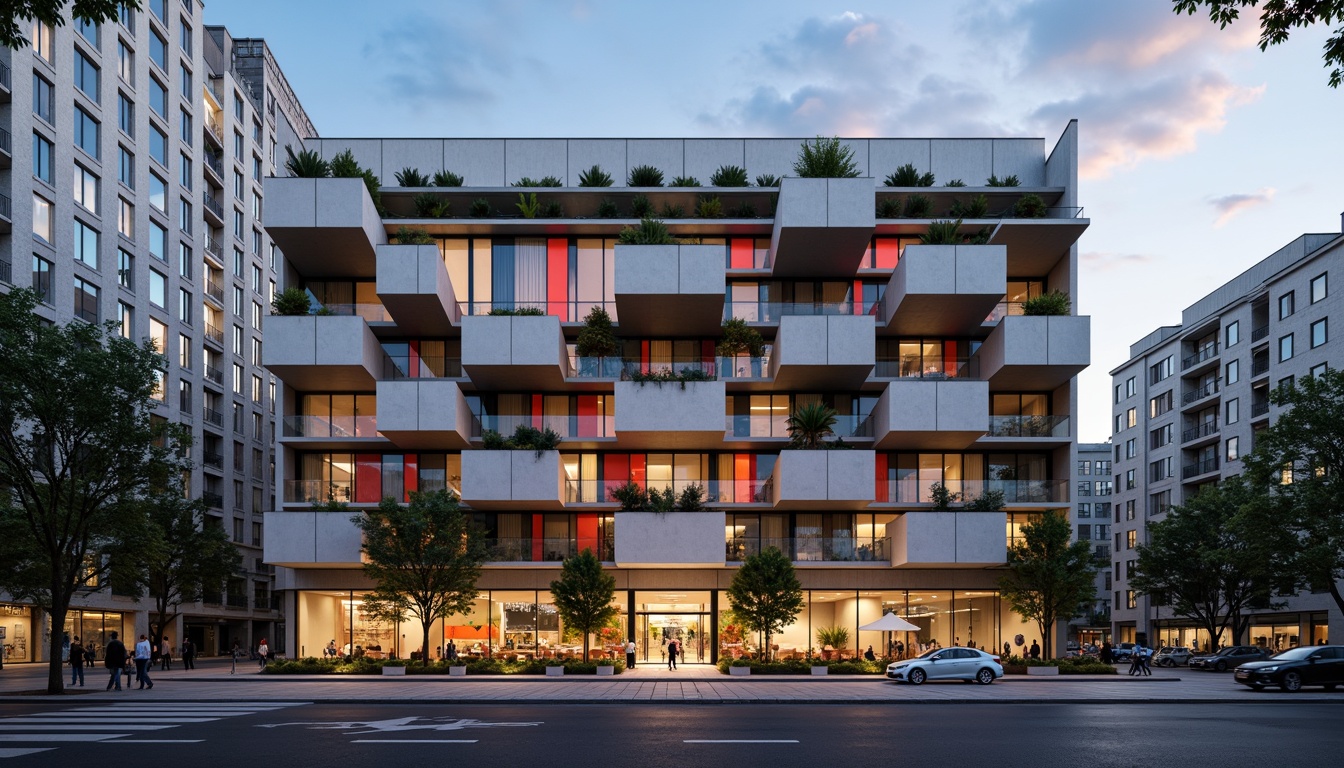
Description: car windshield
1269,647,1319,661
916,648,944,659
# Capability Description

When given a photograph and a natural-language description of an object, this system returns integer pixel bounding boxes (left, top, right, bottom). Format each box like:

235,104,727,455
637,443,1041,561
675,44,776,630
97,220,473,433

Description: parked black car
1235,646,1344,691
1188,645,1270,671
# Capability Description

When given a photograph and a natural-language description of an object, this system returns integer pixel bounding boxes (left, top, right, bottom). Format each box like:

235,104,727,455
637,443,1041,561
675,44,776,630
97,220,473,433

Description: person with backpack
103,631,128,691
69,636,86,687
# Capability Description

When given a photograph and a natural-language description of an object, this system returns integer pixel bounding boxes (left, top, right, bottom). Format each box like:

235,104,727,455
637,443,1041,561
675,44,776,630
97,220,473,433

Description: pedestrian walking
230,640,241,674
1003,641,1012,660
625,638,636,669
257,638,270,669
1128,644,1145,676
1100,641,1114,665
134,634,154,689
104,631,128,691
1139,646,1153,676
180,637,195,670
446,639,458,661
69,636,86,687
667,638,678,670
159,636,173,670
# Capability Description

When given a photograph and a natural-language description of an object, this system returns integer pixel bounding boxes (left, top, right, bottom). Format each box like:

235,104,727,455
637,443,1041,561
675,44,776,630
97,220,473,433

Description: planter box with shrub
448,665,467,677
545,665,565,677
811,666,828,676
1026,665,1059,676
382,665,407,676
729,665,751,676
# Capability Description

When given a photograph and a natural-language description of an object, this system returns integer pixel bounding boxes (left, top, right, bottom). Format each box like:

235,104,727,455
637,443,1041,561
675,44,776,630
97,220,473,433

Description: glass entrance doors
634,590,711,664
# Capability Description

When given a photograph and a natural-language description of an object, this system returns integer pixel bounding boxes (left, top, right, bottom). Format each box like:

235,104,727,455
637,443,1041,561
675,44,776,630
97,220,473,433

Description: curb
3,695,1341,706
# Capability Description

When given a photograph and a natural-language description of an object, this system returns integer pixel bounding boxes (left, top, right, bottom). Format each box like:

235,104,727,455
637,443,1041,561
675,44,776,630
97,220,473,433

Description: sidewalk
4,659,1341,704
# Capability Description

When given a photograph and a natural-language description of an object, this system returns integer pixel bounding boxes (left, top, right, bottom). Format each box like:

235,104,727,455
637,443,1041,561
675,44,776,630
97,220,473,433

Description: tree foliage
793,136,861,178
1242,368,1344,616
550,549,618,659
1131,477,1293,649
0,288,184,693
1174,0,1344,87
785,403,838,449
726,547,804,661
997,512,1096,659
1,0,136,50
352,491,487,666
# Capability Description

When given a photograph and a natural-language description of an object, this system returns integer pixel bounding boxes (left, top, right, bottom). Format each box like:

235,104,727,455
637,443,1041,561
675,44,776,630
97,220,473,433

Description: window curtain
514,238,547,310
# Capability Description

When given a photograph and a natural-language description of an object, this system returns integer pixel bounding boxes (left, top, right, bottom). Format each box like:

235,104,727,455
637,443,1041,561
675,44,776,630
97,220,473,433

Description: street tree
1242,368,1344,617
998,512,1096,659
352,490,487,666
0,288,184,693
726,546,804,661
1131,478,1294,648
1,0,139,50
1174,0,1344,87
550,549,618,661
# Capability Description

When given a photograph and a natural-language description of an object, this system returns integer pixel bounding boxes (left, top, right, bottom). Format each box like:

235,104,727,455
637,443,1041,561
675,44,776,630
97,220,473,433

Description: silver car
1152,646,1193,667
885,647,1004,685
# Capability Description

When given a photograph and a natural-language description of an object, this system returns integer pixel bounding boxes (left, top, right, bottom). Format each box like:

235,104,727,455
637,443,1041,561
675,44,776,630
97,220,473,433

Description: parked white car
885,647,1004,685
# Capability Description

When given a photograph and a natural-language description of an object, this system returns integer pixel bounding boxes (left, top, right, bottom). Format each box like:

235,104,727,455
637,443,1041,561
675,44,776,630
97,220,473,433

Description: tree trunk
765,631,772,662
582,625,589,662
422,621,432,667
1327,578,1344,622
46,604,67,695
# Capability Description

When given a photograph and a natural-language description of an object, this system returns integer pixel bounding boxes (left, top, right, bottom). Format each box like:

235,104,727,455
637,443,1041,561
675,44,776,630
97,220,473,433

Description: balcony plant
944,179,966,187
710,165,749,187
876,198,902,218
541,200,564,218
755,173,781,188
920,219,965,245
661,202,686,218
728,202,757,218
481,424,562,457
950,194,989,219
395,167,431,187
902,194,933,218
630,194,653,218
329,149,383,215
1014,193,1048,218
717,317,765,358
575,307,620,376
884,163,934,187
432,170,464,187
270,287,312,316
485,307,545,316
413,193,451,218
617,217,677,245
627,165,665,187
965,489,1006,511
393,226,435,245
696,195,724,218
1023,290,1071,316
516,192,541,219
578,164,613,187
627,367,714,389
986,174,1021,187
284,148,329,178
929,481,958,510
670,175,701,187
596,199,619,218
786,403,838,449
513,176,563,187
469,198,492,218
793,136,860,178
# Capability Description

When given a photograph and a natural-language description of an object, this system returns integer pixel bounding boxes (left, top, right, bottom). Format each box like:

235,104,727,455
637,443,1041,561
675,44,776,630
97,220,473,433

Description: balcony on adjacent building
769,315,875,389
613,380,726,449
375,244,462,335
1181,419,1219,445
1251,324,1270,343
203,191,224,225
1182,457,1220,480
1251,400,1270,419
1181,379,1221,407
265,177,387,278
375,379,473,450
889,511,1007,568
879,244,1007,336
770,177,875,277
0,127,12,169
613,511,726,567
614,244,725,336
460,450,564,510
1181,341,1219,373
461,315,570,390
870,379,988,450
972,315,1090,390
263,315,386,390
771,450,876,510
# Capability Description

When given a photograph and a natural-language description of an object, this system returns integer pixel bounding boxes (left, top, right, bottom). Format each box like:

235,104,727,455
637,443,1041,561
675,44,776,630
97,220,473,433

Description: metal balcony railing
0,127,11,155
204,151,224,179
1251,325,1269,342
987,415,1070,438
203,192,224,219
0,258,10,285
203,451,224,469
1181,380,1220,406
1251,401,1270,417
203,407,224,426
1252,358,1269,376
1182,343,1219,370
205,235,224,261
1182,457,1220,479
726,537,887,563
205,324,224,344
205,278,225,301
205,365,224,385
0,61,10,90
225,594,249,610
1182,421,1219,443
0,192,13,221
202,491,225,509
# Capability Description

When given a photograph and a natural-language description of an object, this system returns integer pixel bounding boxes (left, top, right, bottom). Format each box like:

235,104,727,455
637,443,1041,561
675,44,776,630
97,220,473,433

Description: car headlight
1256,666,1278,673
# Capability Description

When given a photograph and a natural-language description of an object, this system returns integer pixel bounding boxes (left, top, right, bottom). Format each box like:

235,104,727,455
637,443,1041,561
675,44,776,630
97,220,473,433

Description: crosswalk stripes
0,701,309,757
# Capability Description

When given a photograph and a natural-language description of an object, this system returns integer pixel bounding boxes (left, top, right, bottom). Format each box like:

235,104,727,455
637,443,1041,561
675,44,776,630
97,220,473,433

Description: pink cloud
1210,188,1276,226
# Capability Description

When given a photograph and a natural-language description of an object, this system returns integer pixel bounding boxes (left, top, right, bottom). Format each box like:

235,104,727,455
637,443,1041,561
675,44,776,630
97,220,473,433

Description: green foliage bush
710,165,749,187
393,226,435,245
987,174,1021,187
262,657,625,675
413,193,451,218
714,658,885,674
285,149,329,178
433,170,464,187
578,165,613,187
884,163,934,187
670,175,701,187
696,195,724,219
617,218,677,245
395,167,430,187
1023,290,1071,316
630,194,653,218
469,198,492,218
902,194,933,218
793,136,860,178
270,287,311,316
1014,193,1047,218
755,174,781,187
627,165,665,187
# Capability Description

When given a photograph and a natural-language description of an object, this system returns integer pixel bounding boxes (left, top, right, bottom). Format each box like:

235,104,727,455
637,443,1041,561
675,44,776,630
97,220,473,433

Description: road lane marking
0,748,55,758
352,740,478,744
0,735,129,742
107,740,205,744
0,725,172,731
684,740,799,743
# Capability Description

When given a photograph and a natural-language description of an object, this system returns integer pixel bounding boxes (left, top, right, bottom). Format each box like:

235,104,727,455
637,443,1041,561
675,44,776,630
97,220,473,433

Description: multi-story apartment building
1110,218,1343,652
1069,441,1112,648
0,1,314,663
264,125,1090,662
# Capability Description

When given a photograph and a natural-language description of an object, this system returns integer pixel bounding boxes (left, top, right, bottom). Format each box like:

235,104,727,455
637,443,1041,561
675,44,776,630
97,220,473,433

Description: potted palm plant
786,403,838,449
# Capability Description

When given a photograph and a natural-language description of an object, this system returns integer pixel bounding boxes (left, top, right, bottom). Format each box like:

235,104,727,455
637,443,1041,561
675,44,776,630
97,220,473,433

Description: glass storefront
60,610,129,663
2,604,34,663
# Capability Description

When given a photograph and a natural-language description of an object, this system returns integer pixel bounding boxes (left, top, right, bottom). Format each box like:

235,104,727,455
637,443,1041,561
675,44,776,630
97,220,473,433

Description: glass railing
457,301,617,322
722,301,880,322
284,480,351,504
874,357,980,380
283,414,378,439
319,303,392,323
983,301,1027,324
987,415,1070,438
477,415,615,439
881,478,1067,504
569,354,772,380
382,355,463,380
485,537,613,563
726,537,888,563
565,478,773,505
725,413,874,439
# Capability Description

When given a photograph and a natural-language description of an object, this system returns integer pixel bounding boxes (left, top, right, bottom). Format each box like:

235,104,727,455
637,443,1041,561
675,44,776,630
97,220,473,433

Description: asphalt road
1,700,1342,766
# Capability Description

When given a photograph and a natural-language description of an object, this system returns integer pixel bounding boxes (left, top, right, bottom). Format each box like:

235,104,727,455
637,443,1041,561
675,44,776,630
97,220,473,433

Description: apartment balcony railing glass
318,303,393,323
476,413,614,440
569,354,771,380
983,301,1026,324
726,536,888,563
882,478,1067,504
283,414,378,439
987,415,1070,438
457,300,617,322
1181,379,1220,406
564,478,773,505
722,301,880,323
1182,343,1219,370
382,354,463,380
485,537,614,563
874,356,980,380
726,413,874,439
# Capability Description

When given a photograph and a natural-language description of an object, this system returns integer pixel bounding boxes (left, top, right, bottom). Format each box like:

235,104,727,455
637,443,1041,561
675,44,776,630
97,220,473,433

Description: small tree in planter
717,317,765,377
271,287,312,316
727,547,804,662
786,403,838,449
575,307,620,377
550,549,618,662
1023,290,1072,316
929,481,958,510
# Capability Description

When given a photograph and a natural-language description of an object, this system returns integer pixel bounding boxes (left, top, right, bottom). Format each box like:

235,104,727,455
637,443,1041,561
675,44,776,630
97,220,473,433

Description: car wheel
1214,661,1227,672
908,668,926,685
1249,684,1263,691
975,668,995,685
1281,672,1303,692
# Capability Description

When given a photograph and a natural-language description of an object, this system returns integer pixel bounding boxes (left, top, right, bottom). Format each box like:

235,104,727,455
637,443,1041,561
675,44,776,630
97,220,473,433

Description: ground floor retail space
288,578,1040,664
1115,611,1332,653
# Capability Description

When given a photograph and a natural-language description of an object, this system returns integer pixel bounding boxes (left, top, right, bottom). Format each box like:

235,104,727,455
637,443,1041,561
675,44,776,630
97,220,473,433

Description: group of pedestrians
1128,644,1153,676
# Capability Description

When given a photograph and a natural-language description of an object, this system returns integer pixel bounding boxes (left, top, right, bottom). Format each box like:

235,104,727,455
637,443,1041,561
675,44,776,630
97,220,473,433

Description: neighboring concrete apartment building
1069,441,1112,648
0,1,314,663
263,124,1090,662
1109,218,1343,652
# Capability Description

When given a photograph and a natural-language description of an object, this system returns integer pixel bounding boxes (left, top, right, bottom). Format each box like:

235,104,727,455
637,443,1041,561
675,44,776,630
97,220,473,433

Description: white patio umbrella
859,612,921,659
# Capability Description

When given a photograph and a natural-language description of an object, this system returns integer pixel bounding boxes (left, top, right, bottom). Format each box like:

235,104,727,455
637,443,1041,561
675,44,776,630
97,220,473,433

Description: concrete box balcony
264,177,387,278
263,511,363,568
769,315,875,389
614,511,726,567
771,450,876,510
613,380,726,449
881,244,1006,335
972,315,1090,390
460,450,564,510
889,511,1007,568
375,379,472,450
263,315,384,390
375,244,461,335
461,315,570,390
613,244,725,336
770,177,875,277
871,379,989,449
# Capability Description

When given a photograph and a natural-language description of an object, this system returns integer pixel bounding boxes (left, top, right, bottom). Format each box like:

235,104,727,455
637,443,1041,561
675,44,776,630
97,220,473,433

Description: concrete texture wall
461,315,568,368
613,381,726,434
891,512,1007,567
375,243,461,333
263,314,383,388
461,450,564,504
614,512,727,567
264,511,364,567
874,380,990,437
771,316,876,370
375,379,471,439
773,450,876,505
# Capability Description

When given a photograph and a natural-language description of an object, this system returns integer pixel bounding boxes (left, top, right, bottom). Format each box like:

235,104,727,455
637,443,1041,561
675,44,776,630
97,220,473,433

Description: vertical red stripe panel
944,342,958,377
603,454,629,501
876,453,888,502
702,340,716,377
576,513,598,557
547,238,569,319
734,453,752,503
730,238,753,269
853,280,864,315
355,454,381,504
641,340,651,374
408,340,420,379
630,454,646,490
404,455,418,502
875,238,900,269
531,394,543,429
577,395,598,437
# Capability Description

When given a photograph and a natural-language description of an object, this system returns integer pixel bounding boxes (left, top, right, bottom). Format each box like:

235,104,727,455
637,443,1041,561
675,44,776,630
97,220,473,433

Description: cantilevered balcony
263,315,384,390
461,315,570,389
769,177,875,277
613,244,724,336
889,511,1007,568
460,450,564,510
613,380,725,449
264,177,387,278
375,379,472,450
870,379,989,449
614,511,727,567
375,244,461,335
771,450,876,510
263,510,362,568
769,315,875,389
880,244,1006,336
972,314,1090,390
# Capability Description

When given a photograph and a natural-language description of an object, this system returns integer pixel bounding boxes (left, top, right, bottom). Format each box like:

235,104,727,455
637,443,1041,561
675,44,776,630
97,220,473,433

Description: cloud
1031,72,1264,178
363,12,512,106
1209,188,1276,226
1080,251,1153,271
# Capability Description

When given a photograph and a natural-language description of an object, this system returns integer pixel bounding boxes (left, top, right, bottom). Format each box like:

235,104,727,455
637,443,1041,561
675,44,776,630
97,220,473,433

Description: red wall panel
547,238,569,319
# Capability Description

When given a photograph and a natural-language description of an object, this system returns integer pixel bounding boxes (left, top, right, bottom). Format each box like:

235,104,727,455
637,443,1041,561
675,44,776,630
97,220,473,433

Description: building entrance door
633,590,712,664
